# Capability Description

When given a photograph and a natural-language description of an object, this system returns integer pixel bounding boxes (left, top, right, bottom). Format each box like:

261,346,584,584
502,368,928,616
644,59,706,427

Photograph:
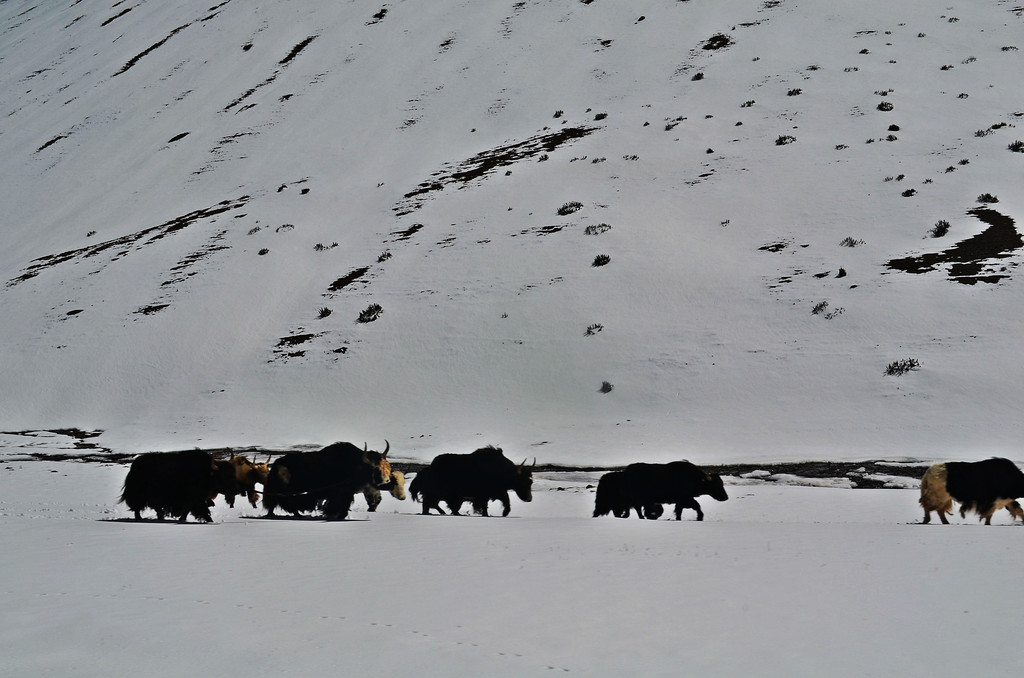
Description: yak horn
383,440,390,457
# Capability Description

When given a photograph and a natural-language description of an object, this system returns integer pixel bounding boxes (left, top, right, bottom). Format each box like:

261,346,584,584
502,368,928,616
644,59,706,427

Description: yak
263,441,391,520
209,455,270,509
593,461,728,521
410,446,534,517
592,470,664,519
920,458,1024,524
120,450,218,522
362,471,407,511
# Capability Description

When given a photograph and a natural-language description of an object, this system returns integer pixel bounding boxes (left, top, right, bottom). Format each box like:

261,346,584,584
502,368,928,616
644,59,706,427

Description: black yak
120,450,218,522
593,461,728,521
592,470,664,519
263,441,391,520
410,446,534,516
920,458,1024,524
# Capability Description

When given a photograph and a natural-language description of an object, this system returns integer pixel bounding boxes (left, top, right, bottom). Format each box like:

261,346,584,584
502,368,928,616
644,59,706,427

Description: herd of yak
118,441,1024,526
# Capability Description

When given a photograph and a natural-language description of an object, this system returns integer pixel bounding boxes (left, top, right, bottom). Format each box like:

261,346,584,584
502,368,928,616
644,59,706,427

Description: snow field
2,463,1023,677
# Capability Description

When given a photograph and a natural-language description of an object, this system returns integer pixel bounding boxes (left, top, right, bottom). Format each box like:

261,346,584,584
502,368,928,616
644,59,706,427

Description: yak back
945,457,1024,506
428,446,529,498
621,461,727,503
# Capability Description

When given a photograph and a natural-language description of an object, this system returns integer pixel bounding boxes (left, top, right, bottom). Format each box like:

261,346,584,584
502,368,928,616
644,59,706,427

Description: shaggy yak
120,450,218,523
593,461,728,521
591,471,664,519
410,446,534,517
920,458,1024,525
263,441,392,520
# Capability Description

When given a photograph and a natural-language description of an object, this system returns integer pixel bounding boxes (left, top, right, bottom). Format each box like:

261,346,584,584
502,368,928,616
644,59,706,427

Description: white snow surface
2,0,1023,463
3,462,1023,677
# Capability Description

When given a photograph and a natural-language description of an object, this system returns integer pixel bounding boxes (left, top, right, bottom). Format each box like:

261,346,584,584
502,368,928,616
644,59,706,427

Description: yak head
512,458,536,502
229,455,270,487
363,440,392,487
386,471,407,500
701,472,729,502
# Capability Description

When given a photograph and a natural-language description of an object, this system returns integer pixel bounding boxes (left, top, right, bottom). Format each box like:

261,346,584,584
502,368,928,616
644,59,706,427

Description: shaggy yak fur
920,458,1024,525
593,461,729,521
120,450,218,523
592,471,664,519
263,441,391,520
409,446,534,517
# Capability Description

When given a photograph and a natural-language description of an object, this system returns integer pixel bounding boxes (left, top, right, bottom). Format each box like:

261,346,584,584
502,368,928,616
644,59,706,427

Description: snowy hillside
2,0,1023,464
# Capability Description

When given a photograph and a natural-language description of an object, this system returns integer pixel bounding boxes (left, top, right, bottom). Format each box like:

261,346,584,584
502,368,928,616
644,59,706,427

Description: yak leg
644,504,664,520
364,486,382,512
472,498,489,516
446,498,465,516
322,494,354,520
500,492,511,517
674,497,703,521
188,501,212,523
421,494,443,515
976,500,997,525
929,503,952,524
133,509,143,520
247,490,260,508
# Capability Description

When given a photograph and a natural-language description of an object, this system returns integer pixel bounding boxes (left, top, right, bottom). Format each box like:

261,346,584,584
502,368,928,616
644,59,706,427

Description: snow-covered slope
2,0,1023,463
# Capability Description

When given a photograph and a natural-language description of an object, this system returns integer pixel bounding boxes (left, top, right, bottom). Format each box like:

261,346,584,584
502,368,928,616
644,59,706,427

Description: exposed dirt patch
886,207,1021,284
512,224,569,237
7,196,250,287
395,125,599,215
224,34,318,111
326,266,370,293
276,333,318,348
758,240,790,252
389,224,425,242
114,22,193,76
